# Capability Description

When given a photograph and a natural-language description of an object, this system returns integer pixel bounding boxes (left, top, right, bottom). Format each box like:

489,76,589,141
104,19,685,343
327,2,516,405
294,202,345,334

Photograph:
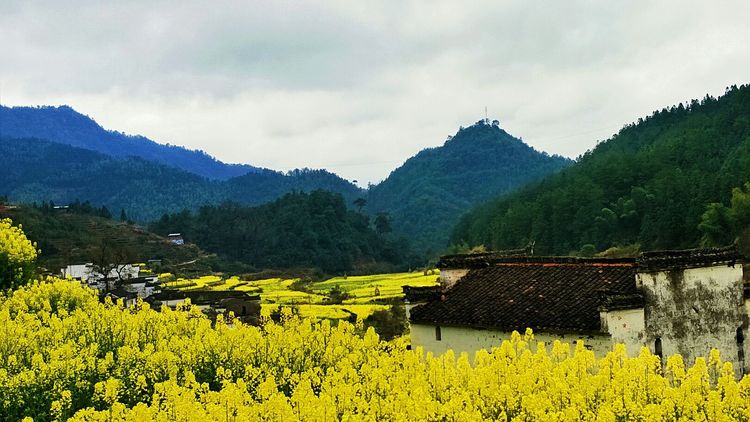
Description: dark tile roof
119,276,159,285
437,244,535,269
438,251,634,270
403,286,441,303
410,259,637,333
637,245,743,272
150,289,260,305
106,288,138,299
600,291,645,311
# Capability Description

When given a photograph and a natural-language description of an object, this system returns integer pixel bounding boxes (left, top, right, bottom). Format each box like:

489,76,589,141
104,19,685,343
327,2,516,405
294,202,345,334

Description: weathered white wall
744,299,750,375
410,324,613,358
600,308,646,357
61,263,140,282
61,264,94,281
163,298,186,307
439,269,469,291
638,264,746,375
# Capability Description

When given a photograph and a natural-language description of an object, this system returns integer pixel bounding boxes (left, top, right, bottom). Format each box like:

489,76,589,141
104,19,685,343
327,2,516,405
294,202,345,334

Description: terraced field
161,271,440,320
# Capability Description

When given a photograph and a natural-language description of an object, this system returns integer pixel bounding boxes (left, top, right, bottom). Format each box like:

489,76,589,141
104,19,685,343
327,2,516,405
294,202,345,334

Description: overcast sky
2,1,750,184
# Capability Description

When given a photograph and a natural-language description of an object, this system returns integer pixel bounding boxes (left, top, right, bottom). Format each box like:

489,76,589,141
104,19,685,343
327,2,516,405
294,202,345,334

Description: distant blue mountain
0,105,260,180
0,136,363,221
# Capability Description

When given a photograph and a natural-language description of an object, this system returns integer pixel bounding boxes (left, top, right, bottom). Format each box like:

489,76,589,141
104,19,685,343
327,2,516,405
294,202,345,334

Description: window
435,326,442,341
241,305,247,315
738,327,745,373
654,337,663,361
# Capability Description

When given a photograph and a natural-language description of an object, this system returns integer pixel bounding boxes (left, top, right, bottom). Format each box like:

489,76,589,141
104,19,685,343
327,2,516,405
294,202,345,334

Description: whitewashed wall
600,308,646,357
638,264,746,375
410,324,613,358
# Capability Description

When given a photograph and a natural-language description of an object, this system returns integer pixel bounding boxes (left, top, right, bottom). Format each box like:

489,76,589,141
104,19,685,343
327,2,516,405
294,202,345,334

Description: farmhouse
407,246,750,376
167,233,184,245
147,289,261,323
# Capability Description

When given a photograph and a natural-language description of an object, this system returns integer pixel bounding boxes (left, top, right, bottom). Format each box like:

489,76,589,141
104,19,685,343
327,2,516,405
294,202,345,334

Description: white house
61,263,140,283
407,246,749,376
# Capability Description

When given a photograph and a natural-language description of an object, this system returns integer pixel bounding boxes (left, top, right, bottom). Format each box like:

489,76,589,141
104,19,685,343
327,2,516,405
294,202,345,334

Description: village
58,258,263,324
60,237,750,378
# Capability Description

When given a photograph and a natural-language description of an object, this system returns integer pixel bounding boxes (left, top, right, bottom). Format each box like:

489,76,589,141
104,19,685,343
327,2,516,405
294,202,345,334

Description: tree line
452,84,750,255
150,190,418,274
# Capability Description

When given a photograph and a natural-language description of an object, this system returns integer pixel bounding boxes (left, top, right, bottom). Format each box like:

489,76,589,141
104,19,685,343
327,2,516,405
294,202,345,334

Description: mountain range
0,105,259,180
4,84,750,267
0,106,567,255
0,136,363,222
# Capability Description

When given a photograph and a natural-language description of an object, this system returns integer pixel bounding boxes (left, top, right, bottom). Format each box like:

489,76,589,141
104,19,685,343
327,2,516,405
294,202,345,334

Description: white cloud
1,0,749,184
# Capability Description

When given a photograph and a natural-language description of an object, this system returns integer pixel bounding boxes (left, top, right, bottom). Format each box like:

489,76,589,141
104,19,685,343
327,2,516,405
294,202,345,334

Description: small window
738,327,745,371
242,305,247,315
655,337,663,361
435,326,442,341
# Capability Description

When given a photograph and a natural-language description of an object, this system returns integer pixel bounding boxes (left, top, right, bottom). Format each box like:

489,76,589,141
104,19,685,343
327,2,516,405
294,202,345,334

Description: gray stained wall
637,264,748,375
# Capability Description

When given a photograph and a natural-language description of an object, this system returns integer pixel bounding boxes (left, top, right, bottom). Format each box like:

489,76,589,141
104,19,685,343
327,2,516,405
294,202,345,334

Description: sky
1,1,750,185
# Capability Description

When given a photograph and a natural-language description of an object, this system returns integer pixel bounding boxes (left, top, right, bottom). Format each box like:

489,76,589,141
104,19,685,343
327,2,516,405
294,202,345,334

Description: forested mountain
367,120,571,254
0,105,259,180
452,84,750,255
0,137,362,221
150,191,416,273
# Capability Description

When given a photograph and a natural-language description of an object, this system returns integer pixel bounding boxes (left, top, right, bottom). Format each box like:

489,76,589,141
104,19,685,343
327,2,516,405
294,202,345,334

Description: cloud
1,1,750,184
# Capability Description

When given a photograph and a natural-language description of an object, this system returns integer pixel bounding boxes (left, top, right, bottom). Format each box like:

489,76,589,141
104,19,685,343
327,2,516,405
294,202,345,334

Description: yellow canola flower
0,279,748,421
0,218,38,263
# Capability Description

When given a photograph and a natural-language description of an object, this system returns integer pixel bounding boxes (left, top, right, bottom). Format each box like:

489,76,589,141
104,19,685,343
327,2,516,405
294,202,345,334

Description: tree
698,203,734,246
363,301,408,341
353,197,367,213
326,285,350,304
374,213,392,235
91,237,135,292
699,183,750,248
120,209,128,222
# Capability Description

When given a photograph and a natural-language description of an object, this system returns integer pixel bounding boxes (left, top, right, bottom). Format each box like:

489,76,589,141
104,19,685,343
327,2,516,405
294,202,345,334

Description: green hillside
0,202,212,274
367,120,571,254
452,84,750,255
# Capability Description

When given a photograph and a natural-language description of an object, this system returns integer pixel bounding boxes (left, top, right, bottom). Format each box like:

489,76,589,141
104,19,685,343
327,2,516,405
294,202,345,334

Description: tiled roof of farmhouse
637,245,743,272
437,244,535,269
410,257,638,333
403,285,441,303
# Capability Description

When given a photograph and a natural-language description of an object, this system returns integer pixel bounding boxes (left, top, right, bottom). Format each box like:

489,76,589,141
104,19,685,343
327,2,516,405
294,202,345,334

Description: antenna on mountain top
484,106,488,123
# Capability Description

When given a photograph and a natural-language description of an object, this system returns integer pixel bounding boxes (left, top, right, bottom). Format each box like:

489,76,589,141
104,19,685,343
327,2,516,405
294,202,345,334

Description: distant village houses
59,261,260,323
61,262,160,305
406,246,750,377
167,233,184,245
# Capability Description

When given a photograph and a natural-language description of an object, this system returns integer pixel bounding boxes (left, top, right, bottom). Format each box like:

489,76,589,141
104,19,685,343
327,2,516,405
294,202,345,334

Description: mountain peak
368,120,572,253
444,118,520,148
